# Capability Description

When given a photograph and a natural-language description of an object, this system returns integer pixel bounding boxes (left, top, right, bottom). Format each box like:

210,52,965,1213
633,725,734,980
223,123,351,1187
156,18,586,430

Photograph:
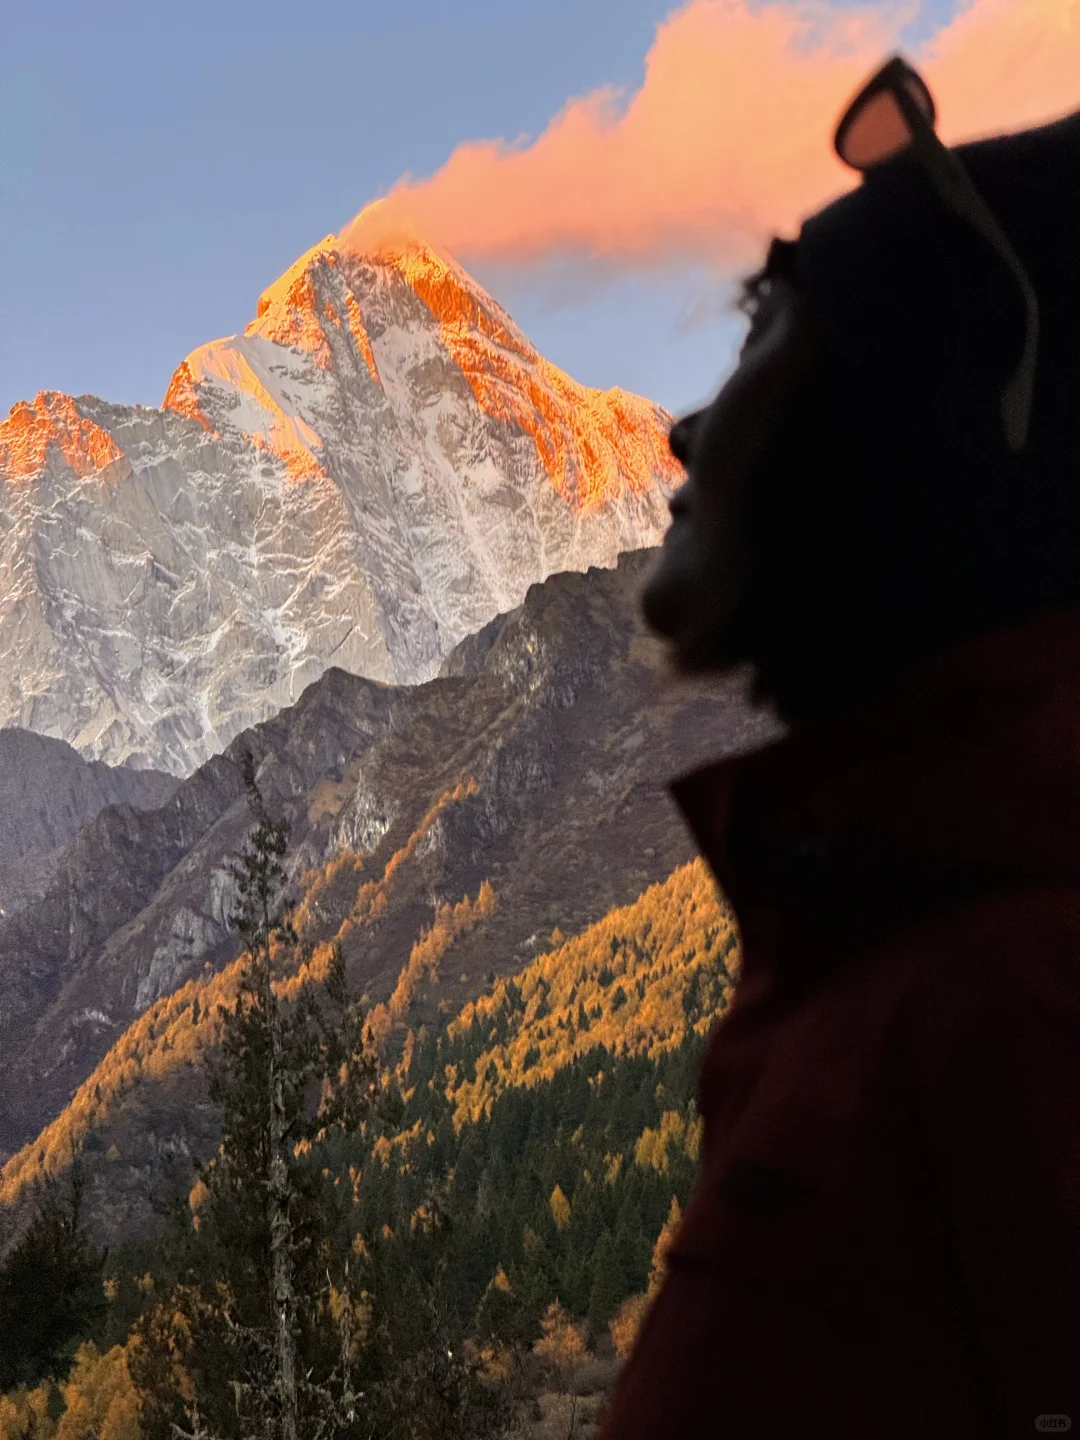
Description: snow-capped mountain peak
0,225,679,774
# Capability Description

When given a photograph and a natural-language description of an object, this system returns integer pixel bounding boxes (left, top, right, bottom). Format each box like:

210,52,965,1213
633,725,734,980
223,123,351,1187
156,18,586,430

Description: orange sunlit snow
387,240,681,509
162,361,214,433
242,237,378,385
0,393,124,484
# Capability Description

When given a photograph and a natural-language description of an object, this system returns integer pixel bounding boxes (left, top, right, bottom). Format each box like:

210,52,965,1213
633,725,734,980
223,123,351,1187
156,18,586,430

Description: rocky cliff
0,225,680,776
0,731,176,914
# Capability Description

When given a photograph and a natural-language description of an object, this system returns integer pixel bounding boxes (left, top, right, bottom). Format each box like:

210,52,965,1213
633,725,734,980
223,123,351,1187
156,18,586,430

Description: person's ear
669,410,704,466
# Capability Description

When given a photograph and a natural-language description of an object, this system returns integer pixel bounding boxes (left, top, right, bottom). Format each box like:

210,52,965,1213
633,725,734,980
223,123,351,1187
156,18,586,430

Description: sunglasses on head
833,56,1039,454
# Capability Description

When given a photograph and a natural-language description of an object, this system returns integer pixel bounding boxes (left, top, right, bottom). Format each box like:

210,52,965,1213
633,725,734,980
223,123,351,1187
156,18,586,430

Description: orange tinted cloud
339,0,1080,274
925,0,1080,140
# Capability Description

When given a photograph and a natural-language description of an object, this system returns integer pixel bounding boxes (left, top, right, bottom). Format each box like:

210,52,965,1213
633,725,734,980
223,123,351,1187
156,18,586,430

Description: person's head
642,60,1080,727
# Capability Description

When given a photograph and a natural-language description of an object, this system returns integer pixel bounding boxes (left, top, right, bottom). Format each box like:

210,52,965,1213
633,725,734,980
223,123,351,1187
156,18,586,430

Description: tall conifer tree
133,753,374,1440
0,1164,105,1390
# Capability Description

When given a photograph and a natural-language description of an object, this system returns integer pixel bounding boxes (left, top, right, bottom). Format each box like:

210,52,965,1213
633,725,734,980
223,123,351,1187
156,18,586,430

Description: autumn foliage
388,879,496,1020
0,1343,140,1440
446,857,738,1127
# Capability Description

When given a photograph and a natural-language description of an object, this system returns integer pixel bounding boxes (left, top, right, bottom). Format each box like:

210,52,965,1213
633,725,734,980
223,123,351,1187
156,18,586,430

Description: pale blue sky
0,1,960,421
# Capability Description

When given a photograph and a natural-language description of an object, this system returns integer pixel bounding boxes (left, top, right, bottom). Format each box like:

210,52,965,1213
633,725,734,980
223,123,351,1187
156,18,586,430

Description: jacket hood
671,603,1080,1003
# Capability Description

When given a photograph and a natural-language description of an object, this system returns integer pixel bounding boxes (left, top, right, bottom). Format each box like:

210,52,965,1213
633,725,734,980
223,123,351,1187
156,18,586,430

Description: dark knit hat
723,74,1080,724
793,85,1080,620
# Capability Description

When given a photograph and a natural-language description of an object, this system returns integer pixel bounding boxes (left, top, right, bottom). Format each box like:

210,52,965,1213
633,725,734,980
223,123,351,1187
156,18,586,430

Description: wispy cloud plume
339,0,1080,276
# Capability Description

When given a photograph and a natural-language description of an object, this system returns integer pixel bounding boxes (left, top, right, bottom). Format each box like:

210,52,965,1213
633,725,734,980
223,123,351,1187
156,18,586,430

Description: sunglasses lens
836,74,935,171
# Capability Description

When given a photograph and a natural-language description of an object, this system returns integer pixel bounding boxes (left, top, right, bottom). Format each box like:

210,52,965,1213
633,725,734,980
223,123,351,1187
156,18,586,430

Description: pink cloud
339,0,1080,275
925,0,1080,139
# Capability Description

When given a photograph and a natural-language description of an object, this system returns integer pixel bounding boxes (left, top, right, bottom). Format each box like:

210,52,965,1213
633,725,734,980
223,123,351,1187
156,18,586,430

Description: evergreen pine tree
132,752,376,1440
587,1229,625,1333
0,1164,105,1389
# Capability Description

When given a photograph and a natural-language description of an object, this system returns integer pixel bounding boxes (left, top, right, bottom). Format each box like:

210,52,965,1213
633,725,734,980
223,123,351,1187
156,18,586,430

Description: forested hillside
0,854,740,1437
347,856,738,1334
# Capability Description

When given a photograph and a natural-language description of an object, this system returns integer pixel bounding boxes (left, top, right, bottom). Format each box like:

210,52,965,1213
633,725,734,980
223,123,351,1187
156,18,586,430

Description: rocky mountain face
0,551,780,1229
0,731,176,914
0,225,679,776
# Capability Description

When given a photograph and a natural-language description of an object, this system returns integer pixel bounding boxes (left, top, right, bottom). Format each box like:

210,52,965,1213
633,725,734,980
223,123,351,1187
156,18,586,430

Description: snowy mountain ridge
0,215,680,774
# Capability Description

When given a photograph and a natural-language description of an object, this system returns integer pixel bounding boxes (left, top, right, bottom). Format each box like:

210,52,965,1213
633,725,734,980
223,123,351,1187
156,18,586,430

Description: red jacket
599,607,1080,1439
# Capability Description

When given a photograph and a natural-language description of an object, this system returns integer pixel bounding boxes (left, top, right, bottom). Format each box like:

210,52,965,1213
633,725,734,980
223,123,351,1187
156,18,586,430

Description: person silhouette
599,56,1080,1440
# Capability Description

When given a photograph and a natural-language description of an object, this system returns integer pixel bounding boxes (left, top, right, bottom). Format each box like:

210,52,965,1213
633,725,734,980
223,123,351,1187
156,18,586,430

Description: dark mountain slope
0,730,176,913
0,548,779,1185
